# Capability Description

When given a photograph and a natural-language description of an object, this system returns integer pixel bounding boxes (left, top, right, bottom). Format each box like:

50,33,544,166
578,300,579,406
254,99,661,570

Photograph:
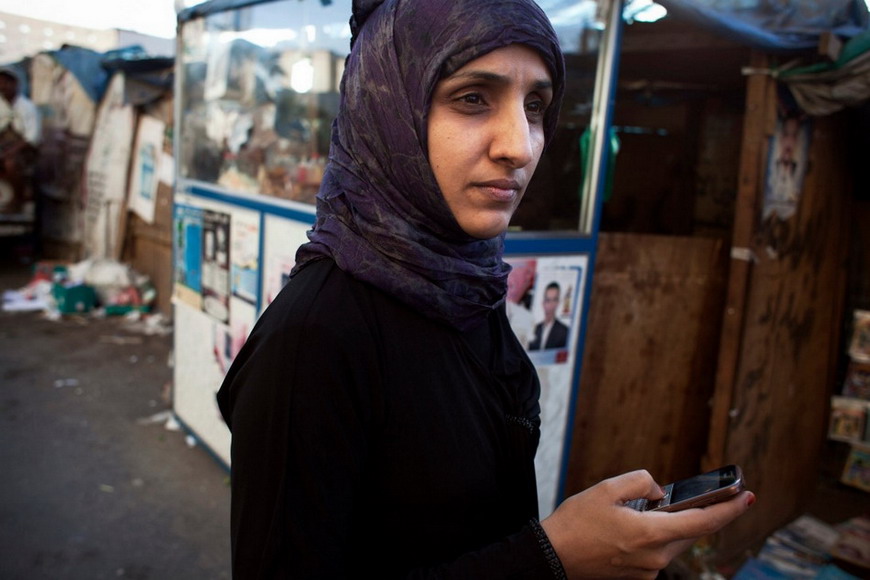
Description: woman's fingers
644,491,756,540
601,470,666,504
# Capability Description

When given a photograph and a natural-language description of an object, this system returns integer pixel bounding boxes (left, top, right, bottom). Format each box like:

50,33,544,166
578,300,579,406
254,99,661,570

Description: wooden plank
564,232,728,492
713,112,851,561
704,51,771,472
621,17,743,53
693,98,744,237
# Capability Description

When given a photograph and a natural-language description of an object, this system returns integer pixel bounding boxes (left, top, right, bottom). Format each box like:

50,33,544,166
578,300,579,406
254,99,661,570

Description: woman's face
427,44,553,239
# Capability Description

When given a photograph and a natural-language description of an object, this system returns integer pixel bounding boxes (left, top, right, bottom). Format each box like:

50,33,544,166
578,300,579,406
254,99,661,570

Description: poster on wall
260,215,312,310
214,297,258,375
763,113,811,221
506,254,589,516
230,211,261,305
202,210,231,323
849,310,870,363
841,444,870,492
527,265,583,365
173,201,315,468
173,304,233,466
175,294,259,467
843,361,870,400
173,204,204,308
507,256,586,364
127,115,166,224
506,258,537,350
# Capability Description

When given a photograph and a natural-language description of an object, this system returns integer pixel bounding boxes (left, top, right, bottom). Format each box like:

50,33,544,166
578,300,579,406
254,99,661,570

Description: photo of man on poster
529,281,570,351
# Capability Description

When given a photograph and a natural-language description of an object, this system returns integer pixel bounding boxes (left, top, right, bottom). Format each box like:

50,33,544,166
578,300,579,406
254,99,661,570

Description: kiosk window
178,0,612,232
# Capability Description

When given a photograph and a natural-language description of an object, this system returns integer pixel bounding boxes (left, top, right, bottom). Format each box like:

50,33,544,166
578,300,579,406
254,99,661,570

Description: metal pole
579,0,624,234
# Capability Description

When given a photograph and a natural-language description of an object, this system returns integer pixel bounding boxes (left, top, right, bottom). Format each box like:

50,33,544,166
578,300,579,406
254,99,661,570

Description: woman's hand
541,470,755,579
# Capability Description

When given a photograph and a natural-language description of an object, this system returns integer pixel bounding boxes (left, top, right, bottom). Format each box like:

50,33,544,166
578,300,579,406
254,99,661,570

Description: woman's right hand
540,470,755,579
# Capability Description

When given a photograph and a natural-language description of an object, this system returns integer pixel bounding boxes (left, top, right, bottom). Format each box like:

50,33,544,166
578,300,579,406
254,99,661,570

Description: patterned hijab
293,0,565,331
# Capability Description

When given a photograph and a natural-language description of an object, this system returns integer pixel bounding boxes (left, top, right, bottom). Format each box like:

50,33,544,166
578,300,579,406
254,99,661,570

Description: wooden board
123,176,174,315
704,52,773,472
713,111,851,560
564,232,728,492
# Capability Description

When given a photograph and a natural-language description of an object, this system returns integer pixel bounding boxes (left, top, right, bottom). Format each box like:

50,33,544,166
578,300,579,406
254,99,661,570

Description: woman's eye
457,93,484,106
526,99,548,118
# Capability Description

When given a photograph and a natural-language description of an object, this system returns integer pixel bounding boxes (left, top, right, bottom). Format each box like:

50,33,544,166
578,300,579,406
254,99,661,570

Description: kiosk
172,0,622,516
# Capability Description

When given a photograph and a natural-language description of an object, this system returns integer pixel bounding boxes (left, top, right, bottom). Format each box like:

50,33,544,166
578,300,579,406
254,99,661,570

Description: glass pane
510,0,610,233
178,0,352,203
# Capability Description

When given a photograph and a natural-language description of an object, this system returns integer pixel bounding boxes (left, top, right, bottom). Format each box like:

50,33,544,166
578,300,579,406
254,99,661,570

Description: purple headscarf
293,0,565,331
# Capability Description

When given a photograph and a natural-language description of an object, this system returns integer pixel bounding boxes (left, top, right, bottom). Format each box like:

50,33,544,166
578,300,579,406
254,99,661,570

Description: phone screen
670,466,740,504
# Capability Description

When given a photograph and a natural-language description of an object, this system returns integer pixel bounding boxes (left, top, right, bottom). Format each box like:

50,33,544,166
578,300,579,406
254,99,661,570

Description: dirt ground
0,253,231,579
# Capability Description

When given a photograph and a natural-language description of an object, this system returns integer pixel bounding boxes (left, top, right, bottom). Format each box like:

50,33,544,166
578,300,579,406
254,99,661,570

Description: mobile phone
625,465,745,512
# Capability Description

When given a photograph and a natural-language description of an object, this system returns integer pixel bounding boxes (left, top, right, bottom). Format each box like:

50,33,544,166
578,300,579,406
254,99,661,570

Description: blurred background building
0,9,175,64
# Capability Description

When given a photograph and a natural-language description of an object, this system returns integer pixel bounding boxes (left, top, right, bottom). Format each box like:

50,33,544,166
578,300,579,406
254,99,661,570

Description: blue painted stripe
179,182,316,225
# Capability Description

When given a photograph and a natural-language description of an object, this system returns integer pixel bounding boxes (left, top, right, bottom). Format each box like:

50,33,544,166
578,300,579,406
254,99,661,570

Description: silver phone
625,465,745,512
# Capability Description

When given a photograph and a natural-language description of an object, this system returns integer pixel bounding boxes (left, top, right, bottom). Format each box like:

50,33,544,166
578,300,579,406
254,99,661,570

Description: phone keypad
625,491,669,512
625,498,648,511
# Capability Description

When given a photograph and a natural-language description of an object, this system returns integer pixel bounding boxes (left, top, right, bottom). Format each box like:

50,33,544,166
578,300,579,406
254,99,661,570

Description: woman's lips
475,179,522,201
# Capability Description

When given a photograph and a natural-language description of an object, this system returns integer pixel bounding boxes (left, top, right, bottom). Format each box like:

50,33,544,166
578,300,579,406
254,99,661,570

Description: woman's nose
489,105,534,168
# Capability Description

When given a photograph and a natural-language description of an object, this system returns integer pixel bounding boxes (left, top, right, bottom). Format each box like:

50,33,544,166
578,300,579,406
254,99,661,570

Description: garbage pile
2,258,164,325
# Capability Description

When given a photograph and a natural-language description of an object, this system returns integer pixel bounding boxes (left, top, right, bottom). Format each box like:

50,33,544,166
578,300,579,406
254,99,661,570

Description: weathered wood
704,51,771,472
693,98,744,237
713,112,851,561
564,232,728,492
122,179,174,316
562,18,854,566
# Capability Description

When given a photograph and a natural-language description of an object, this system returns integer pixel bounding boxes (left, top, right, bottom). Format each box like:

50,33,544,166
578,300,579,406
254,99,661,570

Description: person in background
0,66,40,214
217,1,755,578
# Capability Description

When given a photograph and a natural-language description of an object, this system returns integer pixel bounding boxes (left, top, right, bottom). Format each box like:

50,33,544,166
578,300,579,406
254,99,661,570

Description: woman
217,0,754,578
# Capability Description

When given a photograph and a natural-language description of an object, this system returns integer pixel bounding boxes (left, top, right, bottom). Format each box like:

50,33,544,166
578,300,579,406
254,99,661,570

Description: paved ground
0,256,232,580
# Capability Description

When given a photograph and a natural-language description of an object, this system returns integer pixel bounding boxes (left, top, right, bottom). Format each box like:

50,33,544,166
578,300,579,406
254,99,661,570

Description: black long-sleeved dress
217,258,565,578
